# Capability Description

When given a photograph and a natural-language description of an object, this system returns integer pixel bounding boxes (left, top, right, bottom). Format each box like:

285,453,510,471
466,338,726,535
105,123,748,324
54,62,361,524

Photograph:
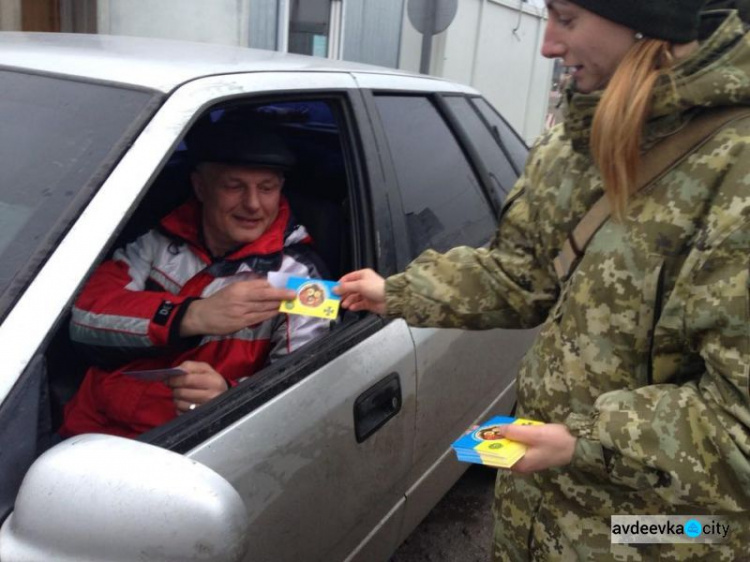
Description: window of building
288,0,341,58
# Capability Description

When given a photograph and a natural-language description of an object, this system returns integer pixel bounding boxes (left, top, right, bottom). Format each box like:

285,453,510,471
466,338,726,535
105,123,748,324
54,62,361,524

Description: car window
115,99,352,279
469,96,528,175
373,95,497,257
442,95,519,205
46,94,372,446
0,71,158,319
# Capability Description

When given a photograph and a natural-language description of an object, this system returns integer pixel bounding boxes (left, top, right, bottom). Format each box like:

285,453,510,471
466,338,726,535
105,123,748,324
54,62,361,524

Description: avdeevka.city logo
684,519,702,539
611,515,730,544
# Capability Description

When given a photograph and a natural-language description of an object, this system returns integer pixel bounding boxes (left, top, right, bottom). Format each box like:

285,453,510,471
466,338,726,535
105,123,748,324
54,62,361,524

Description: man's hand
334,269,387,315
180,279,296,337
495,423,577,474
168,361,229,414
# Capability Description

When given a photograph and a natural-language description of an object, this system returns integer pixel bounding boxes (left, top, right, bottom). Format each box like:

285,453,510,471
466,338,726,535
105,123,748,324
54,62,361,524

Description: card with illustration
278,276,341,320
451,416,544,469
122,367,186,382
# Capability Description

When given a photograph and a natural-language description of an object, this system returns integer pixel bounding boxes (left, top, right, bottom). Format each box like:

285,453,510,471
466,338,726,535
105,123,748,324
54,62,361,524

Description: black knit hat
567,0,707,43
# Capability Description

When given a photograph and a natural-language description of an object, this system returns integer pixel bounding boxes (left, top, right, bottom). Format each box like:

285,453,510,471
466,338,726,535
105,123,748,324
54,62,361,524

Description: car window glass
442,95,519,205
374,95,497,257
470,97,528,174
0,71,156,318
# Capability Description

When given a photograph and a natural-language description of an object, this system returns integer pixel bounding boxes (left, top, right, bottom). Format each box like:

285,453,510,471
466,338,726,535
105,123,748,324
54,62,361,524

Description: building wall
400,0,552,144
343,0,404,68
96,0,251,46
8,0,551,141
249,0,280,50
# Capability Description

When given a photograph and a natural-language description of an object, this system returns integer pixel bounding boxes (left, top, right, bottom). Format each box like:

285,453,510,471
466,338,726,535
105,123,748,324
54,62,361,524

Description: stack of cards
451,416,543,469
122,367,185,382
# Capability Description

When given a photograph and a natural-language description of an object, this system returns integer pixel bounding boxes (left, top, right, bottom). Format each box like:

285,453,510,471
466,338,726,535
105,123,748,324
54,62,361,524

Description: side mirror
0,434,248,562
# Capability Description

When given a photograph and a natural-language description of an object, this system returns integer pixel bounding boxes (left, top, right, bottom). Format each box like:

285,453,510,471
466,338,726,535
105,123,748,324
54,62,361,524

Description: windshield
0,70,160,319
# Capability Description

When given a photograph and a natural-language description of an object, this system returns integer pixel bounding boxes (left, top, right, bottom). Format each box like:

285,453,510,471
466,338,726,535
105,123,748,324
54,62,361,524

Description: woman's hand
167,360,229,414
496,423,577,473
335,269,387,315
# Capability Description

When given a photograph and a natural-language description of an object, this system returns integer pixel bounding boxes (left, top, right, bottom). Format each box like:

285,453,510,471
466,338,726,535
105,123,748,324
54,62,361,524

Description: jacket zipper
646,264,667,385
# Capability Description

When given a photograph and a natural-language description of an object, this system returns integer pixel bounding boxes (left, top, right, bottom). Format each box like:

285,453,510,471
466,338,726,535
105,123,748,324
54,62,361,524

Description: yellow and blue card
279,276,341,320
451,416,543,469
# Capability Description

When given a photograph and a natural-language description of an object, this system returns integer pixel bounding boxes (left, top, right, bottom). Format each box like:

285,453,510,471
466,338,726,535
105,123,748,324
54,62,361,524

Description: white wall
97,0,251,46
399,0,552,144
343,0,404,68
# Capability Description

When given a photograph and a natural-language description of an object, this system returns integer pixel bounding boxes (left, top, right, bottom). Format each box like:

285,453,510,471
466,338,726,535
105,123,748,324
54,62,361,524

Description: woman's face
542,0,638,94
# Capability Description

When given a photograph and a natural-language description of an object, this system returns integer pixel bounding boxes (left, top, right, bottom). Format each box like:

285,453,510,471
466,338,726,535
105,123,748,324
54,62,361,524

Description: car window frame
362,90,502,266
140,88,396,452
468,95,529,176
433,93,505,215
437,93,527,209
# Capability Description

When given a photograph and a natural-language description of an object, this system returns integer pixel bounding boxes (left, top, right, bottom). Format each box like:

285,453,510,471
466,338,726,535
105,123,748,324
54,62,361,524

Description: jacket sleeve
385,164,559,330
566,217,750,511
69,231,194,365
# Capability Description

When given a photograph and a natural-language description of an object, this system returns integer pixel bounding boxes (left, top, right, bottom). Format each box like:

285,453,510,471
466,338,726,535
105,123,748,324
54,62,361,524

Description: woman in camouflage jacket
338,1,750,560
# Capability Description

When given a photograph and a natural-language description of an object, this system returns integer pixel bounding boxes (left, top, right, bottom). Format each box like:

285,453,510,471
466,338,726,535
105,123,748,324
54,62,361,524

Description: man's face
541,0,636,94
192,163,284,256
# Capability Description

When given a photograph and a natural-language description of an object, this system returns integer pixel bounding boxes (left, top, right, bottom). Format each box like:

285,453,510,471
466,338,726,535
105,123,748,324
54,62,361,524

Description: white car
0,32,535,562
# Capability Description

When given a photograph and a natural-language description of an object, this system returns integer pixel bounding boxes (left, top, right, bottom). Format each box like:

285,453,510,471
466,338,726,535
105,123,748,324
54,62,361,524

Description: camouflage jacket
386,11,750,561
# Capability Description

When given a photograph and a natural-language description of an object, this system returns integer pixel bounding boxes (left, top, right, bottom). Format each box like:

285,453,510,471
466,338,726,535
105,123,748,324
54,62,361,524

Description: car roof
0,32,468,94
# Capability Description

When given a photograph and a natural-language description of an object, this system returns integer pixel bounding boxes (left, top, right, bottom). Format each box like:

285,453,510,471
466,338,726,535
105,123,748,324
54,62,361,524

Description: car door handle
353,373,401,443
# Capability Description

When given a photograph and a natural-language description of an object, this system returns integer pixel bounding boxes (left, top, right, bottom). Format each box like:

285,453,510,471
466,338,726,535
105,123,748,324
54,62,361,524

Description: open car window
44,93,375,450
140,96,374,448
115,98,352,280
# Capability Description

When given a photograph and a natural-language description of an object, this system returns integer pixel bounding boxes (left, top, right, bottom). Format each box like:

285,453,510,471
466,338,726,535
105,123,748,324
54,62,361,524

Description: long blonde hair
590,39,675,219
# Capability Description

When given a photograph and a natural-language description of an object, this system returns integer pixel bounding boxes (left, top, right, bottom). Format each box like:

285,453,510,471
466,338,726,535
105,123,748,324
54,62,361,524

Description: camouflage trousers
491,470,750,561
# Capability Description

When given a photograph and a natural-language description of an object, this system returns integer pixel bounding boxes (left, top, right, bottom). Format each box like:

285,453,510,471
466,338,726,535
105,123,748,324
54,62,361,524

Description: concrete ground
389,465,497,562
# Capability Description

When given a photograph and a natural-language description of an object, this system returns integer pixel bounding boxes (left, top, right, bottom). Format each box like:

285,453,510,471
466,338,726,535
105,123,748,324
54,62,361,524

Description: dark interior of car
42,98,354,435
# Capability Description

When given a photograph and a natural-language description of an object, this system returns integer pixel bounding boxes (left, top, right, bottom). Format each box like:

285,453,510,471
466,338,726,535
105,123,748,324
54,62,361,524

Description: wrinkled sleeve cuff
565,412,610,479
385,273,408,318
167,297,201,346
147,295,190,347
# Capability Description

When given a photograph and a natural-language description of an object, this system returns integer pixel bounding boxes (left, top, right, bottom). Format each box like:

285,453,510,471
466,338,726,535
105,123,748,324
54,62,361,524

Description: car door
120,76,418,562
0,70,417,562
360,83,538,539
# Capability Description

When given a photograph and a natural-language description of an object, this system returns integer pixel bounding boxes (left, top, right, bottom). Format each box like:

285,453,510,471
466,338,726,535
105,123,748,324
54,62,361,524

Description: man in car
59,119,329,438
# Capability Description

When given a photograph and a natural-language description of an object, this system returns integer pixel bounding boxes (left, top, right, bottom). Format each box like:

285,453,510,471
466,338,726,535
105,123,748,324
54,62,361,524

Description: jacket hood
564,11,750,153
159,196,312,266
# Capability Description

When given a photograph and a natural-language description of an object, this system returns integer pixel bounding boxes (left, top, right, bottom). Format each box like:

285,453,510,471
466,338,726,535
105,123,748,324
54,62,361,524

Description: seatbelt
553,107,750,281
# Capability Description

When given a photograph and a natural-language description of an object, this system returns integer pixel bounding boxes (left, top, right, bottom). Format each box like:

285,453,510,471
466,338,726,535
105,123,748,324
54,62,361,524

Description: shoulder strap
553,107,750,281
